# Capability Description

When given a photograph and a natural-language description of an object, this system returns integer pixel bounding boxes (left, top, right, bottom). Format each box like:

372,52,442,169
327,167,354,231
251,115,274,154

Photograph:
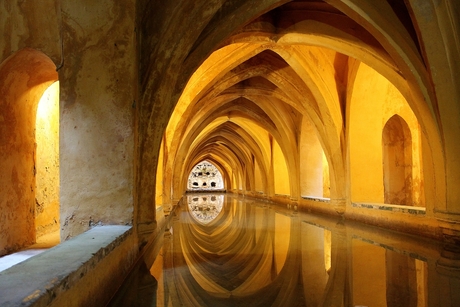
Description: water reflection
187,194,224,224
109,194,460,307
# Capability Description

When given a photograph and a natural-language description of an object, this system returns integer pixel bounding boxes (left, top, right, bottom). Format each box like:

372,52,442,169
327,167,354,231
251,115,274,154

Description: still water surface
109,193,460,307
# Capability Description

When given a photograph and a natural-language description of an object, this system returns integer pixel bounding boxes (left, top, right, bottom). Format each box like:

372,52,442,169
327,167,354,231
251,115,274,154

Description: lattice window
187,161,224,191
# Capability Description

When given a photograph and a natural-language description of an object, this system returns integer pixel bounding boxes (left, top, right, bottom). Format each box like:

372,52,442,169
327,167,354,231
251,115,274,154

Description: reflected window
187,194,224,224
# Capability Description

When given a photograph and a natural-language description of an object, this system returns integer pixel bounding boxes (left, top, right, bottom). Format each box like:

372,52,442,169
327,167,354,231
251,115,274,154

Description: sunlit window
187,161,224,191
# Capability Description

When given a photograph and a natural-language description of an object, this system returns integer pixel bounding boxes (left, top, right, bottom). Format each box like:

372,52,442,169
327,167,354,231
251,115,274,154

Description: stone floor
0,231,60,272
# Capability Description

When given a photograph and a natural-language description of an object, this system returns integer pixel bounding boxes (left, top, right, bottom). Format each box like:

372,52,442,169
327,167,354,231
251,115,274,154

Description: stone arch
382,115,413,206
0,48,58,255
177,122,267,198
137,0,447,231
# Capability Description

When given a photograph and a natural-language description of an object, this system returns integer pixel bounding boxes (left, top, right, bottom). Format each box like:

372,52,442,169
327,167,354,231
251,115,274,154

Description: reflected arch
138,0,451,241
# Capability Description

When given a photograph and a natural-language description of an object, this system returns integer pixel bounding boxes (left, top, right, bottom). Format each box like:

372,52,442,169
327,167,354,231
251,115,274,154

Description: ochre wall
349,63,422,205
322,153,330,198
35,81,60,238
58,0,136,239
254,160,264,193
155,139,165,208
273,139,290,196
300,116,324,198
0,0,61,63
0,49,58,255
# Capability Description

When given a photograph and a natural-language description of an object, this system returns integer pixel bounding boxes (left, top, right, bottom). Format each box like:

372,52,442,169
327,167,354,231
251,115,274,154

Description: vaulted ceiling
156,0,428,200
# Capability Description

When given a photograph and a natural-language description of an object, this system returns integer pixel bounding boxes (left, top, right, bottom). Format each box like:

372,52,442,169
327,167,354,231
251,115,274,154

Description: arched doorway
0,48,59,255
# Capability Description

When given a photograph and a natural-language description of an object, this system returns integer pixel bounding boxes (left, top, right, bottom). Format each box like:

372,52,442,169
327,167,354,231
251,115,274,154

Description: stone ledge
301,196,331,203
0,225,132,307
352,202,426,215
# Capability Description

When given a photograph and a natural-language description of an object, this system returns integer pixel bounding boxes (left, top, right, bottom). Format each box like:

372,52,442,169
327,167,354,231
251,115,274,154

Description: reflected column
163,211,182,306
319,221,350,307
385,250,418,307
301,222,330,306
428,244,460,306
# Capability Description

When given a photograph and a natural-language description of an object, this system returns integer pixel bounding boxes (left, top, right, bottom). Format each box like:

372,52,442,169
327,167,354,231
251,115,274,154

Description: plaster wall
349,63,422,205
322,153,330,198
273,140,290,195
0,0,61,64
35,82,60,238
254,160,264,193
300,116,324,198
0,70,34,255
59,0,136,239
238,173,243,191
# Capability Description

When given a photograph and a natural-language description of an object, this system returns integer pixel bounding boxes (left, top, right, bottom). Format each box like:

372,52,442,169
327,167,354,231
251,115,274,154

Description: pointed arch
382,115,413,206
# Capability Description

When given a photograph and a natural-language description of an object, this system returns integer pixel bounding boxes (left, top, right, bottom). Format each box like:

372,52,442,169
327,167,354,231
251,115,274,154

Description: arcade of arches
1,0,460,304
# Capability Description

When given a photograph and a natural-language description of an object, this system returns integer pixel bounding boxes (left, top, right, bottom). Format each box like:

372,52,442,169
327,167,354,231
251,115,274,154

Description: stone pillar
59,0,136,240
332,197,346,215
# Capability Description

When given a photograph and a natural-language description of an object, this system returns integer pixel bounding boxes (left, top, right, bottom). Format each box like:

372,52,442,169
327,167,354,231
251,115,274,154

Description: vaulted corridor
1,0,460,306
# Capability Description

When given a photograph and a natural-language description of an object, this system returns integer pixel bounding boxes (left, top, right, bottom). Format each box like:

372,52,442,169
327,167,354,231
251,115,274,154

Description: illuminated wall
349,63,423,206
273,140,290,196
300,116,327,198
155,138,165,207
0,49,58,255
35,81,60,238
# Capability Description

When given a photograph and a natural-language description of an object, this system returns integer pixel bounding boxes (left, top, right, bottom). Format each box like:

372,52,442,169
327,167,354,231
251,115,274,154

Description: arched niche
382,115,413,206
0,48,59,255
